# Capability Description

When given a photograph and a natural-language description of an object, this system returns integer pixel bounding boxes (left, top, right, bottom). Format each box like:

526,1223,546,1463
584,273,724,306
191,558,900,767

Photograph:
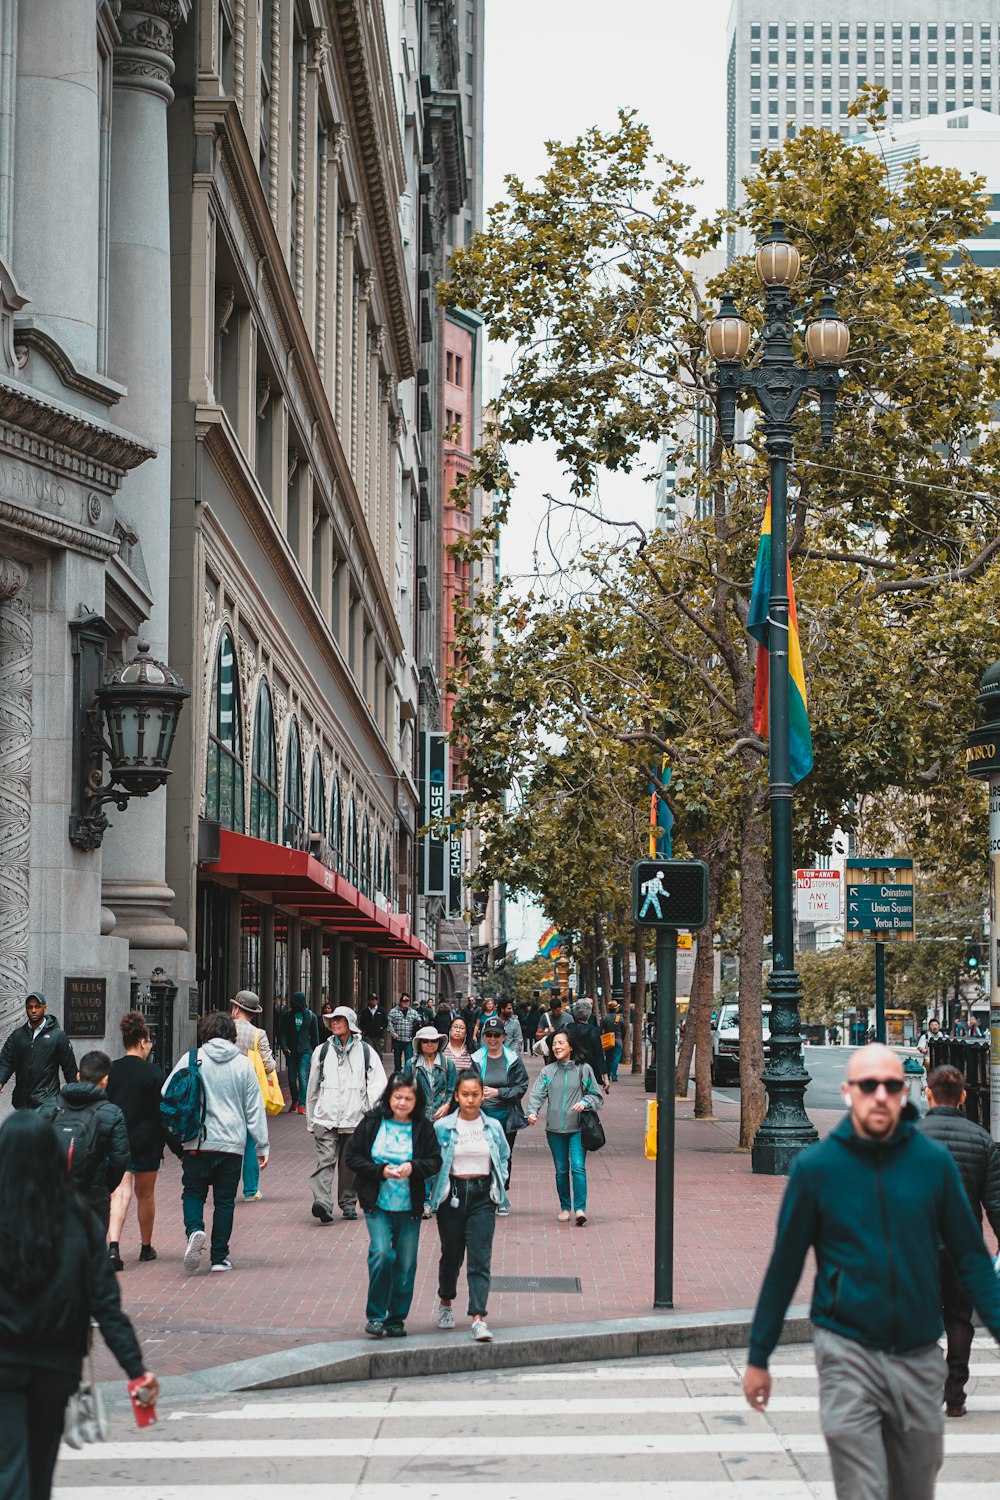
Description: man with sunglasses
743,1044,1000,1500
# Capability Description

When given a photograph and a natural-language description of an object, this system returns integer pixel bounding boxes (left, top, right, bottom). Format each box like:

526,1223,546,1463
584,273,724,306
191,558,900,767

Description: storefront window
249,681,278,841
308,752,326,836
283,718,304,847
274,911,288,1004
240,898,262,991
205,630,245,830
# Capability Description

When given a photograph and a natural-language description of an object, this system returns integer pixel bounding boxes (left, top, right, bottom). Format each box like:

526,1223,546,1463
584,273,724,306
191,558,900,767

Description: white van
710,1002,771,1085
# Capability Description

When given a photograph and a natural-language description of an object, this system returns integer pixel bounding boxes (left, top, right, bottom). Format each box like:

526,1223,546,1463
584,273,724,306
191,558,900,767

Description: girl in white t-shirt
429,1073,510,1343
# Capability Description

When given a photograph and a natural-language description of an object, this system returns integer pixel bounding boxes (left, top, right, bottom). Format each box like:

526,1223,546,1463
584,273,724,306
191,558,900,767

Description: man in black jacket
919,1063,1000,1417
41,1050,131,1229
0,992,77,1109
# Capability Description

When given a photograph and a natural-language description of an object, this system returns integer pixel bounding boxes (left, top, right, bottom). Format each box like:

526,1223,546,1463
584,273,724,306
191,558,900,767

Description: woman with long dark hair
106,1010,172,1269
429,1071,510,1342
526,1029,603,1226
346,1071,442,1338
0,1112,157,1497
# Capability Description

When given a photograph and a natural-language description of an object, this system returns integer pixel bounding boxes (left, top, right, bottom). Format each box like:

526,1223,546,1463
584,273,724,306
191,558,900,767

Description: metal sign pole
874,941,886,1045
990,776,1000,1140
654,928,678,1309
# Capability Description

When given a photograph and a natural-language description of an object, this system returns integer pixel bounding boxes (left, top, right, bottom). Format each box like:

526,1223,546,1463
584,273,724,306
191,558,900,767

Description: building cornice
330,0,416,379
0,381,154,486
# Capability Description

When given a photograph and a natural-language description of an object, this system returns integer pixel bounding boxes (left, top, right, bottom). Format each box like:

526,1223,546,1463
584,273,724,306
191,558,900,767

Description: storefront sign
63,977,107,1038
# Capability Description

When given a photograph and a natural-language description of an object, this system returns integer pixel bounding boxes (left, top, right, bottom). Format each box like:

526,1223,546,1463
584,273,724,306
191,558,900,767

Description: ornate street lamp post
706,220,850,1175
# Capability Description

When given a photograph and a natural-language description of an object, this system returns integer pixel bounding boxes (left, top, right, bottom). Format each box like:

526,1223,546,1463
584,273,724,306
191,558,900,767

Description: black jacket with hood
39,1082,131,1197
0,1006,77,1109
346,1107,442,1216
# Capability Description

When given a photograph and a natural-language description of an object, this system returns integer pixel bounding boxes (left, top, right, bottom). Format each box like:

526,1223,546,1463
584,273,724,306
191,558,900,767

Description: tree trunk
692,873,720,1118
632,931,645,1073
594,910,613,1015
674,988,696,1098
622,949,633,1064
737,797,769,1150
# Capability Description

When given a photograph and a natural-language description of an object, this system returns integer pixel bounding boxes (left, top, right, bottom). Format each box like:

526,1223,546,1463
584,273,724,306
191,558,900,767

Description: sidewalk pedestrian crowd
2,984,1000,1500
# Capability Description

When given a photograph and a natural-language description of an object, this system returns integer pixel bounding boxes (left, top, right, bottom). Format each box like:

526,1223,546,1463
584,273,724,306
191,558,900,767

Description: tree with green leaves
443,101,1000,1148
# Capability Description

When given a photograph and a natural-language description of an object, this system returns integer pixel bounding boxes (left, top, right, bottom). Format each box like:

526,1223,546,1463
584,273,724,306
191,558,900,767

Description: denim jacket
428,1111,511,1210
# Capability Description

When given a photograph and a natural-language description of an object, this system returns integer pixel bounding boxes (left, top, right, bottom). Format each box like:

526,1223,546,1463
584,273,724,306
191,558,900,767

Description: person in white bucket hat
305,1006,386,1223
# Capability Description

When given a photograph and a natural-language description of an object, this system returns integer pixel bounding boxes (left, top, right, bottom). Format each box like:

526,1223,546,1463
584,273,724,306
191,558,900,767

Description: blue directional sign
846,884,914,934
434,950,467,964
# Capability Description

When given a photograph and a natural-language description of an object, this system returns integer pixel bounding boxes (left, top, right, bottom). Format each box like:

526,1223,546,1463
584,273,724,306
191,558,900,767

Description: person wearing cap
359,993,388,1053
230,991,277,1201
0,992,77,1110
386,993,418,1074
471,1020,528,1204
413,1027,458,1122
306,1006,387,1223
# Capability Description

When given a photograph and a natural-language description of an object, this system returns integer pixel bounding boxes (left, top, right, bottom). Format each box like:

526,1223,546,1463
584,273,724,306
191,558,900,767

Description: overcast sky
478,2,727,958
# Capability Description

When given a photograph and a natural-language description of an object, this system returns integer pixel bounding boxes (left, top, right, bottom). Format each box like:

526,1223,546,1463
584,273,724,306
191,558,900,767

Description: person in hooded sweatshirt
0,991,77,1109
279,991,320,1114
161,1010,269,1274
39,1049,130,1230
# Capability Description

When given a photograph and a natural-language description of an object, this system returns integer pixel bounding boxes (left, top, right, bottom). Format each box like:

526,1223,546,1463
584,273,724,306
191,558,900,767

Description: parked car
710,1003,771,1085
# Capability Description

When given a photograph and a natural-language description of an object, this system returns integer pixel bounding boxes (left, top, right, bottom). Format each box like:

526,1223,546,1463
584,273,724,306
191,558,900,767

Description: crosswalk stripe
518,1359,1000,1382
170,1395,825,1419
49,1487,1000,1500
54,1431,1000,1461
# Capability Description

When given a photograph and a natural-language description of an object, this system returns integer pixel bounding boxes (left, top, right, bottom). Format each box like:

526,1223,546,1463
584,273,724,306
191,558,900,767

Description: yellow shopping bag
250,1032,286,1116
645,1100,657,1160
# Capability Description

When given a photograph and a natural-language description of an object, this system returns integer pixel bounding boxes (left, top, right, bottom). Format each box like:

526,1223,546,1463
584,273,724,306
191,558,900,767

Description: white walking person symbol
639,871,668,919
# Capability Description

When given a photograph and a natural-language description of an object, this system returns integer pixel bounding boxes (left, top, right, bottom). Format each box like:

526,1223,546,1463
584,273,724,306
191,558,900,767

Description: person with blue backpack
160,1011,268,1274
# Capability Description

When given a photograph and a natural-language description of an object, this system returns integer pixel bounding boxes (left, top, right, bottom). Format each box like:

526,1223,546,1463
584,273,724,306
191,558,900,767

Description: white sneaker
183,1229,205,1275
211,1259,233,1273
437,1304,455,1329
471,1318,493,1342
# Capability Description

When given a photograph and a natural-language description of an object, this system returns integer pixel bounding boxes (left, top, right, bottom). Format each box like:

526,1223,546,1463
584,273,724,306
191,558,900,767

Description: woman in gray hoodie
526,1031,603,1226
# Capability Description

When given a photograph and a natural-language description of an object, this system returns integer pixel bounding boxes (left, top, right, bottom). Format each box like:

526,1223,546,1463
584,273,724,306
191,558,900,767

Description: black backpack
317,1037,372,1087
48,1104,103,1187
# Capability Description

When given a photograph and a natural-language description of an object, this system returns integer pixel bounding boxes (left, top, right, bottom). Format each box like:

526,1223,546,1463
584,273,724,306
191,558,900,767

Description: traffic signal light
965,939,984,972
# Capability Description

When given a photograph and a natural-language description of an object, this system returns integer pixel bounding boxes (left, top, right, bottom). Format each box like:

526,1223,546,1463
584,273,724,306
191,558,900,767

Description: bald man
743,1044,1000,1500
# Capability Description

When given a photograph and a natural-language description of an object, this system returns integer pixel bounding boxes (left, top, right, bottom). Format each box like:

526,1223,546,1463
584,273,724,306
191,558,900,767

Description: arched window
282,718,304,847
383,846,391,903
330,775,343,872
249,681,278,841
372,831,381,899
346,797,357,885
206,629,244,830
361,815,371,896
308,752,325,836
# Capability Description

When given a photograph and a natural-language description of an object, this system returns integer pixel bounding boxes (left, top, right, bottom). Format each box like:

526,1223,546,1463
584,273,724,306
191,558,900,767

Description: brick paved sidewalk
91,1058,842,1383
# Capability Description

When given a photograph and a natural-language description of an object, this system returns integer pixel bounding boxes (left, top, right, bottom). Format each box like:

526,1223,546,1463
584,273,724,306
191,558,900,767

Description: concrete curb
101,1305,812,1409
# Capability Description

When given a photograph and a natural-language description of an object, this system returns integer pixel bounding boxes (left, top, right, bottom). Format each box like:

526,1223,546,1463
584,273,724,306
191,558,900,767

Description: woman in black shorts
105,1011,172,1269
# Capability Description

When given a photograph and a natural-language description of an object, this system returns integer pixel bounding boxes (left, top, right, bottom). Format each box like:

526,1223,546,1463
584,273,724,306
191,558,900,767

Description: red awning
202,829,433,963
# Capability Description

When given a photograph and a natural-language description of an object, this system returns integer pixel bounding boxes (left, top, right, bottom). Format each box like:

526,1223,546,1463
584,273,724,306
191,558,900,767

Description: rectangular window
821,99,831,114
839,73,849,90
768,123,779,137
983,74,992,91
856,50,866,63
856,23,866,38
892,24,901,40
751,75,760,90
821,23,831,40
822,75,831,90
751,48,760,63
928,50,937,63
751,100,760,114
804,49,813,63
769,75,778,89
946,75,955,90
982,24,991,39
768,23,777,39
804,23,813,40
786,48,796,62
892,49,902,64
892,99,902,113
750,22,760,39
875,50,884,65
803,75,813,89
768,99,778,113
839,24,848,39
892,74,902,89
946,24,955,41
822,48,831,64
910,24,920,39
454,354,463,384
750,123,760,138
769,49,778,62
840,49,849,63
786,24,796,38
874,23,884,41
751,149,760,163
804,99,814,114
965,51,974,64
928,74,938,90
927,100,938,113
910,50,920,63
446,351,453,381
927,23,937,40
946,49,955,63
787,74,796,89
964,24,973,39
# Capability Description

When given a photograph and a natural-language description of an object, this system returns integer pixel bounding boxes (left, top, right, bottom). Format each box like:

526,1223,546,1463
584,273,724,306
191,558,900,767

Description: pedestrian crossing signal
631,860,709,929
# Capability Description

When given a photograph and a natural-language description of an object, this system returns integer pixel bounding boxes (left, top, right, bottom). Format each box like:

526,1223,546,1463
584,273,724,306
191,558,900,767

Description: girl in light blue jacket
428,1072,510,1343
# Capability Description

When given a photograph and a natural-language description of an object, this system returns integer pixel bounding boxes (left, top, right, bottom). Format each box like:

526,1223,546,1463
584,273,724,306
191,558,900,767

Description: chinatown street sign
845,857,915,943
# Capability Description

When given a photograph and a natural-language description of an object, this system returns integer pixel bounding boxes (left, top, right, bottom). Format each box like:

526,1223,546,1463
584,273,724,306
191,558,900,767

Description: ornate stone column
0,558,31,1033
101,3,191,965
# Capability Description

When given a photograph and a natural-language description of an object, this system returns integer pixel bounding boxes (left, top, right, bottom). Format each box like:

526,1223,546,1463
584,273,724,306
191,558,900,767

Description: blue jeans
182,1150,242,1265
242,1135,259,1197
364,1207,421,1327
289,1052,310,1106
609,1042,622,1081
392,1040,414,1074
547,1130,587,1212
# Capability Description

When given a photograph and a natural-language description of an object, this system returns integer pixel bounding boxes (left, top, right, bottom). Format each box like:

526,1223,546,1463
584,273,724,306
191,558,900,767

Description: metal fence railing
927,1037,990,1130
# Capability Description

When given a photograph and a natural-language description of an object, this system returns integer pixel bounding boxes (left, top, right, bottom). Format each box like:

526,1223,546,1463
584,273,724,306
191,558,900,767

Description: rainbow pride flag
538,924,562,959
747,496,813,784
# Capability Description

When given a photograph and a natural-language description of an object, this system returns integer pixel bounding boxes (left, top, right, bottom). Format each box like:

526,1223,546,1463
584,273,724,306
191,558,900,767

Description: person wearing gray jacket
526,1031,603,1226
919,1063,1000,1416
161,1011,268,1275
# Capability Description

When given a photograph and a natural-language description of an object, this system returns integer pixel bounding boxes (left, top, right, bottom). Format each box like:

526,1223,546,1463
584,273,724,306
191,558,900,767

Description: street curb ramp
117,1305,812,1406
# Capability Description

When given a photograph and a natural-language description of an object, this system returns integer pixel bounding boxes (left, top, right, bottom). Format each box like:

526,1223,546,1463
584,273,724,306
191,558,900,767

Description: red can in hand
128,1377,158,1428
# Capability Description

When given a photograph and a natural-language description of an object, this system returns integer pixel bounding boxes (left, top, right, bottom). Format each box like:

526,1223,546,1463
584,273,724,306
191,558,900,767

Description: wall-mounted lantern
70,616,189,851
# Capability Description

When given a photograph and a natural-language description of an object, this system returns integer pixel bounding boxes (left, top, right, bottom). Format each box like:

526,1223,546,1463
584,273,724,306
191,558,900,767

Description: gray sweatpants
309,1125,357,1212
813,1325,945,1500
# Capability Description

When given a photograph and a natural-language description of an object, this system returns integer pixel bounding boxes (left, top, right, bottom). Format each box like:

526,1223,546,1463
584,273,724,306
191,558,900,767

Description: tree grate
490,1276,582,1293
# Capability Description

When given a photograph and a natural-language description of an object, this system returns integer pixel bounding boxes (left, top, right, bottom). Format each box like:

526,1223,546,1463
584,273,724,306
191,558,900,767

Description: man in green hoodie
744,1043,1000,1500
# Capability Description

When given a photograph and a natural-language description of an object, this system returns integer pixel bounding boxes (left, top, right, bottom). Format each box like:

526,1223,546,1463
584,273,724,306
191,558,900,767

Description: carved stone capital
114,2,184,100
360,269,376,303
328,123,348,169
346,204,362,238
308,26,331,69
0,558,29,603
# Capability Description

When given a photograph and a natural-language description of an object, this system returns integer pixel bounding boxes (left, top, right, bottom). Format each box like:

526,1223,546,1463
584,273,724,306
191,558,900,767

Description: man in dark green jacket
744,1044,1000,1500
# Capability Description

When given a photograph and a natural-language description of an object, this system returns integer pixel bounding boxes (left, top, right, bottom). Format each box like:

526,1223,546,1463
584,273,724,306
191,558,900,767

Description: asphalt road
713,1042,903,1112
